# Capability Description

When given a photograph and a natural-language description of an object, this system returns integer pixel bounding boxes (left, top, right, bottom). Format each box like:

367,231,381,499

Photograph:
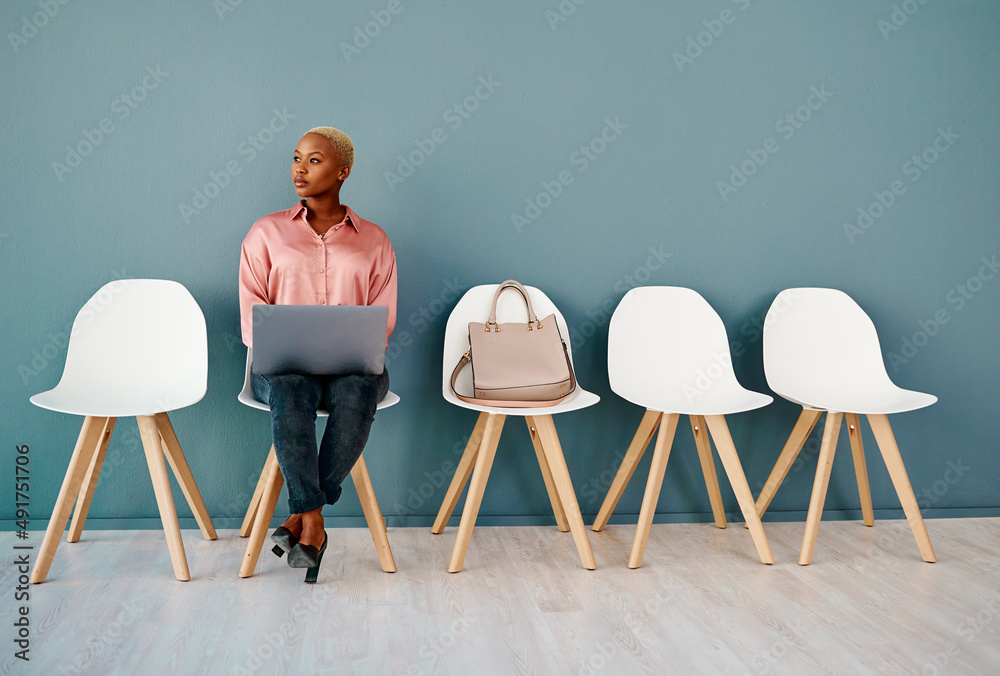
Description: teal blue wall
3,1,998,529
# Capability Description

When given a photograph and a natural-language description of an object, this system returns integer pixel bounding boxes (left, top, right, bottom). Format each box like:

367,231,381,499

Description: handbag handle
486,280,541,331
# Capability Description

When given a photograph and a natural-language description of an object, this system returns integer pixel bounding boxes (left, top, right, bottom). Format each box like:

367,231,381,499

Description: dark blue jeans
251,365,389,514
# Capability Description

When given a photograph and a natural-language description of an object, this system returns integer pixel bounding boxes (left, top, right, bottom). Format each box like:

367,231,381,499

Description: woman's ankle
281,513,303,535
299,509,325,546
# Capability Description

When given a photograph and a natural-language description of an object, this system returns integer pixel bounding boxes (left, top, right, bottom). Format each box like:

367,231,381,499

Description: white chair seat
238,390,400,413
616,386,772,418
31,387,203,418
443,385,599,416
237,348,399,414
781,384,936,415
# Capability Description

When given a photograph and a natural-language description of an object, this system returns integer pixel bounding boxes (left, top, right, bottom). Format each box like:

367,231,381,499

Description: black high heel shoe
288,533,328,584
270,526,298,558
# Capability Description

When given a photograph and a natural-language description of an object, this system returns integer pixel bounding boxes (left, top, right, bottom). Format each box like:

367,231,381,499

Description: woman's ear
339,165,352,181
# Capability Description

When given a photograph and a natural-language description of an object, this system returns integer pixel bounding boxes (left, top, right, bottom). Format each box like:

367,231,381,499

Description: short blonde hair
306,126,355,168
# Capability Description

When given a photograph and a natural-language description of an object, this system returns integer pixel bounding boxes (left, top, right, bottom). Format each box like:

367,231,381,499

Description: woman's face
291,133,350,198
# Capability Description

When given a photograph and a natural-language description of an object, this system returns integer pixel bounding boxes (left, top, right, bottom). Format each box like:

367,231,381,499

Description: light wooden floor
3,518,999,675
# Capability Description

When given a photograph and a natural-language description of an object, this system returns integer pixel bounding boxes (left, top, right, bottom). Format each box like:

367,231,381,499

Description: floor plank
4,518,1000,675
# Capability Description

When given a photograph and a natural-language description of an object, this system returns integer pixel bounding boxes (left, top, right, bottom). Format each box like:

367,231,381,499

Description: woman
239,127,396,578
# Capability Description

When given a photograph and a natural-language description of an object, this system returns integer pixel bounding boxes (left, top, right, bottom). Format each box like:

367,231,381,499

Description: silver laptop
252,305,387,376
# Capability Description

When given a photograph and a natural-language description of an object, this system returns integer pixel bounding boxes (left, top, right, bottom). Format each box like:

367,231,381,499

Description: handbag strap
449,341,577,408
486,280,540,331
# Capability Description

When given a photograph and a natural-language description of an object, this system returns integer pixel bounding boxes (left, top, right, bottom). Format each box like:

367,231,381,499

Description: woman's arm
239,239,271,348
369,242,397,346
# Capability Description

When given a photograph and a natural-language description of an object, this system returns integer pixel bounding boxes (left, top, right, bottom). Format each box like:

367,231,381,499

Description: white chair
432,283,600,572
237,348,399,579
30,279,216,583
755,288,937,565
591,287,775,567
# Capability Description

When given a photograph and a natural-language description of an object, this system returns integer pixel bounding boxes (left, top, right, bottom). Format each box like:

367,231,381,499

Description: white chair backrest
763,288,897,405
57,279,207,412
608,287,750,411
442,284,575,397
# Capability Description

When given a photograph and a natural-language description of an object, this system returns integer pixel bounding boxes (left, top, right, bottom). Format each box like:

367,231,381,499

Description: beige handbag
450,280,576,407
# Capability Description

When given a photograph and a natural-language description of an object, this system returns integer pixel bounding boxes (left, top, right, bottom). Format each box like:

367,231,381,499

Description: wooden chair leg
592,409,661,532
628,413,678,569
846,412,875,527
689,415,726,529
137,415,190,582
799,412,842,565
525,416,569,532
31,417,110,584
67,417,117,543
448,414,506,573
867,414,936,563
432,412,488,534
532,415,597,570
240,446,284,578
155,412,217,541
350,453,396,573
704,415,775,565
755,408,823,518
240,455,271,538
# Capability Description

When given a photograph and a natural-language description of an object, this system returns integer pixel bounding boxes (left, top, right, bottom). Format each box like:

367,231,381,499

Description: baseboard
6,506,999,532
